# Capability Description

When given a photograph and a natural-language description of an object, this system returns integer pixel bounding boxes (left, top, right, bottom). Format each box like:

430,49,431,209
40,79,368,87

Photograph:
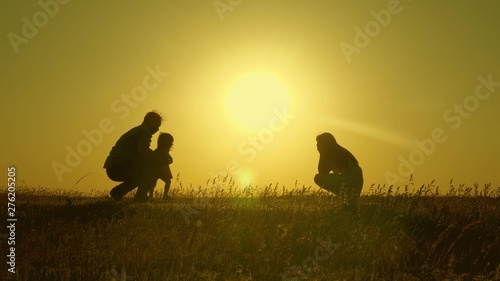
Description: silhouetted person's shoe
162,195,172,201
110,189,123,201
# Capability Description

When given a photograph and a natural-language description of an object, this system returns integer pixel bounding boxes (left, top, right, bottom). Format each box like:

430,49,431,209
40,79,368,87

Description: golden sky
1,0,499,193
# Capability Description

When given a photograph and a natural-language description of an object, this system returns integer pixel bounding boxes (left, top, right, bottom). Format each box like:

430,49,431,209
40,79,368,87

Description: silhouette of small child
147,132,174,200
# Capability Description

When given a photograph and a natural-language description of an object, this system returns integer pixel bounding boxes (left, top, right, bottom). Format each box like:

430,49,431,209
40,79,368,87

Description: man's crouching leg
135,176,156,202
134,162,157,202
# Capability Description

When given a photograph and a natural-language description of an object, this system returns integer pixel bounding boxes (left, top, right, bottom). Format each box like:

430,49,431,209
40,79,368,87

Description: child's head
157,132,174,149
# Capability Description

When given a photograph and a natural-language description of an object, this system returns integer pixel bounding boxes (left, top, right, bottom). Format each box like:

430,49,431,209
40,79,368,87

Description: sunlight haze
1,0,499,194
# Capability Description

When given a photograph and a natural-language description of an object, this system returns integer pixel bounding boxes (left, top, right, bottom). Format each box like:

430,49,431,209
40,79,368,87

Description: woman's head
316,132,359,167
316,132,338,153
158,132,174,149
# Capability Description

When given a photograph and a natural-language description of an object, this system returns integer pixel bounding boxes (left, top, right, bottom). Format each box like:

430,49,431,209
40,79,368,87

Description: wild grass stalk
1,180,499,280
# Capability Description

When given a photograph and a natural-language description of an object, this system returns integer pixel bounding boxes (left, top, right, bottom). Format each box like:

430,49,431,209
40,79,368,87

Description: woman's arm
318,155,332,174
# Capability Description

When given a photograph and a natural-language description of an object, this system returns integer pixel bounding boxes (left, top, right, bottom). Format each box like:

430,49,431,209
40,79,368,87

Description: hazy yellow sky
1,0,499,194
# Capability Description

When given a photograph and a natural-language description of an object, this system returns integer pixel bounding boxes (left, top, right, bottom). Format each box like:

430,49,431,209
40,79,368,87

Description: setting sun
225,72,292,131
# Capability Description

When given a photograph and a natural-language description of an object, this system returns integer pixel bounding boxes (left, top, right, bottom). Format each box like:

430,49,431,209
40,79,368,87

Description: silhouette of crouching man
104,111,164,202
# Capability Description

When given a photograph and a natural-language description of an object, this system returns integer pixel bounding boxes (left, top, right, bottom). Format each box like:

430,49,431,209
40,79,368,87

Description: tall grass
1,179,499,281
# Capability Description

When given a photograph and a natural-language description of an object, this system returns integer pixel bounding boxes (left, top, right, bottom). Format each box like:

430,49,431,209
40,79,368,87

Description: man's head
143,111,163,134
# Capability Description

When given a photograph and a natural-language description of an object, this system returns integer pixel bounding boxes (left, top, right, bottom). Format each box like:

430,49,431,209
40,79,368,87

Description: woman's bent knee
314,174,323,186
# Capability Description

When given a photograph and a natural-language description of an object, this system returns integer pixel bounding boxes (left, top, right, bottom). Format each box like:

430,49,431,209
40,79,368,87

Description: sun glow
225,72,292,131
238,170,253,187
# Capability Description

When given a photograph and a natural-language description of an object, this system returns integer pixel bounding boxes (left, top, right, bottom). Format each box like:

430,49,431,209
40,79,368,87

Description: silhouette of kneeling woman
314,133,363,204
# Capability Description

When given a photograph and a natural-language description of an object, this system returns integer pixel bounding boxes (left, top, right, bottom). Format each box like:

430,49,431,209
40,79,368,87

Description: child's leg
163,179,172,199
134,161,159,202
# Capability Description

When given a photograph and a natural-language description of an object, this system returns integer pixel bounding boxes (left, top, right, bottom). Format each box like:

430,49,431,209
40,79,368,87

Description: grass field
1,180,500,281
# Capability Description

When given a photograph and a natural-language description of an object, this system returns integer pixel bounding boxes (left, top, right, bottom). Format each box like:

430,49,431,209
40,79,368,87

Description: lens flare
238,170,253,187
